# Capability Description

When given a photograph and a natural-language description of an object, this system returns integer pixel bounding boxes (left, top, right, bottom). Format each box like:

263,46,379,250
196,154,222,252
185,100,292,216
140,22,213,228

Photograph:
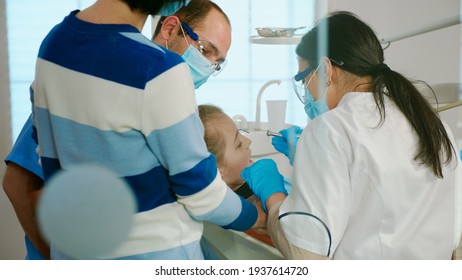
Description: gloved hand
271,125,303,165
241,159,287,212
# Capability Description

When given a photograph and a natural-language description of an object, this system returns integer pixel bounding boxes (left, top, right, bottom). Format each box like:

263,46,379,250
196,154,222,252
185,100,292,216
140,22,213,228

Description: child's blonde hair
198,104,227,166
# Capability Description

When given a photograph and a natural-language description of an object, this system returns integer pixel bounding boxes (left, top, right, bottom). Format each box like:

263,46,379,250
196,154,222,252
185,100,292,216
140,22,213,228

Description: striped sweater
31,10,257,259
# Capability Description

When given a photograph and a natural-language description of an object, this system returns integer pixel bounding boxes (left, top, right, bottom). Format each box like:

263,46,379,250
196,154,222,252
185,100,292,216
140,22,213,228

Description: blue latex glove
241,159,287,212
271,125,303,165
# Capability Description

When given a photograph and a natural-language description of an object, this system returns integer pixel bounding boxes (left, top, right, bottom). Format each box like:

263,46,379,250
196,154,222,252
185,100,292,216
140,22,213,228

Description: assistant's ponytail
372,67,455,178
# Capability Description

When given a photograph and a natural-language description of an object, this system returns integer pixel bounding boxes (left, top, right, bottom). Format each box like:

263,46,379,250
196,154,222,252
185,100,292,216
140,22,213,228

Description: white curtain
0,0,26,261
0,0,12,161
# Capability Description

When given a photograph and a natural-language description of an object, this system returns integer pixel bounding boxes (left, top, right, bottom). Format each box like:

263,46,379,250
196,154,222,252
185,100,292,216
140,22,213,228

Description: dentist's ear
159,16,181,41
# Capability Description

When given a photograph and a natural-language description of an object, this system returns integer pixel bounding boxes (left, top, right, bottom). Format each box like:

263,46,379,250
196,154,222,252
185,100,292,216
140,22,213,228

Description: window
7,0,315,141
7,0,95,140
6,0,154,141
196,0,315,128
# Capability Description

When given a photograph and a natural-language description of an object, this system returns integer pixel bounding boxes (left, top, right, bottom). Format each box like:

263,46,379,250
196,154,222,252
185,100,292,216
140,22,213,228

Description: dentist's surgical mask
182,45,215,88
178,22,226,89
157,0,191,16
292,64,329,119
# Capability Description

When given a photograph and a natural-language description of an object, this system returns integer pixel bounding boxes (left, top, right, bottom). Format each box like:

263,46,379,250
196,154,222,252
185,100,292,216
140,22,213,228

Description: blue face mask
301,65,329,119
157,0,191,16
181,41,215,89
303,87,329,119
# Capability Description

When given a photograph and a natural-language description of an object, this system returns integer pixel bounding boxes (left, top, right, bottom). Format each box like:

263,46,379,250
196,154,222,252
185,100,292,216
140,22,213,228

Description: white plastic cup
266,100,287,132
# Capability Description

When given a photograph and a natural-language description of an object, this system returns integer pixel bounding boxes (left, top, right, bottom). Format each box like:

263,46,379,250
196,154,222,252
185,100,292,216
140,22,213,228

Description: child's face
216,116,253,190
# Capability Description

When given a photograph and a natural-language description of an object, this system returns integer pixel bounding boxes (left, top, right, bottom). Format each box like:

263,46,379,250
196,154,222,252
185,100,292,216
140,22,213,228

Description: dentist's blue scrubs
5,116,45,260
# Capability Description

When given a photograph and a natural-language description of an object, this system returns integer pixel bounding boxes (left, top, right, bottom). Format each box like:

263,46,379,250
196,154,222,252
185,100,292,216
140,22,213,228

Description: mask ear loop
305,64,321,102
318,60,332,103
305,65,320,93
178,22,190,46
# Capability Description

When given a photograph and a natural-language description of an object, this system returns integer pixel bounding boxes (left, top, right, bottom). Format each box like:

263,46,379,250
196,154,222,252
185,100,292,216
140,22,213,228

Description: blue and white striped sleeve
140,61,257,231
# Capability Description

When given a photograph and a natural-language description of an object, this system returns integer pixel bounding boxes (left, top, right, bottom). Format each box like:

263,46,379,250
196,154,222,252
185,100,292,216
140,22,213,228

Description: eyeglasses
292,64,319,104
292,59,344,104
180,22,227,75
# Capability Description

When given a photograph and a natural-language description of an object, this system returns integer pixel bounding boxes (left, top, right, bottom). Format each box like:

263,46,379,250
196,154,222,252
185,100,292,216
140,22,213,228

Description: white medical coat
280,91,462,259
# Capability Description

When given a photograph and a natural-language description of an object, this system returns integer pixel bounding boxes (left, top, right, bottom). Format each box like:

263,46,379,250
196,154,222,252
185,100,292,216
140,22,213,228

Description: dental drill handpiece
266,130,283,137
266,130,301,138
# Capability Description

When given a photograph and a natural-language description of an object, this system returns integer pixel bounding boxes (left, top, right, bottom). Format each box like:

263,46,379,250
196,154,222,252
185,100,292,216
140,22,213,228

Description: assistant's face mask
303,65,329,119
304,87,329,119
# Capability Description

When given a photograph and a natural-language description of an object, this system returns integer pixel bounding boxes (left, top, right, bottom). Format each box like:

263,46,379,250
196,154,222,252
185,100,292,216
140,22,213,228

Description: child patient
198,104,273,247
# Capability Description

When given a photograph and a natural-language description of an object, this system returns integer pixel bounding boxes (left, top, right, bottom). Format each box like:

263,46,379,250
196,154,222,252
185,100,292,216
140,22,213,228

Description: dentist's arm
142,61,259,232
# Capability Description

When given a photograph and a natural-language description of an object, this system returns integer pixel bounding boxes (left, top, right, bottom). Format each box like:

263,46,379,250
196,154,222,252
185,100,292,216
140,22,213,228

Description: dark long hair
296,11,455,178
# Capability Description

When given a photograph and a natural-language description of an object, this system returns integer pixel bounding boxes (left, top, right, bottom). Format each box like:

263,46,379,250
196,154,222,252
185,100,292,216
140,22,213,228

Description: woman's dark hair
297,11,455,178
121,0,186,15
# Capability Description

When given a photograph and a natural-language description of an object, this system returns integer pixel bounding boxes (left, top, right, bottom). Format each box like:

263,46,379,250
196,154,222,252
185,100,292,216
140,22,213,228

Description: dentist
152,0,230,89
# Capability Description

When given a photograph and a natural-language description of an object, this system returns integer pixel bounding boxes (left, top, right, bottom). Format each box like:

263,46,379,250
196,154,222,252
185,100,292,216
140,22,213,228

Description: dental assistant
243,11,462,259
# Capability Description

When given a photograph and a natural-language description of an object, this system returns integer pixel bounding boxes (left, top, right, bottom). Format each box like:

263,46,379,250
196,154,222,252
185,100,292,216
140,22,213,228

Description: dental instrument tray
255,26,305,37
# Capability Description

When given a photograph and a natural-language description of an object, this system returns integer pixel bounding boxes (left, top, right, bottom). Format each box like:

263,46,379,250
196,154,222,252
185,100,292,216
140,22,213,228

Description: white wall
328,0,461,85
